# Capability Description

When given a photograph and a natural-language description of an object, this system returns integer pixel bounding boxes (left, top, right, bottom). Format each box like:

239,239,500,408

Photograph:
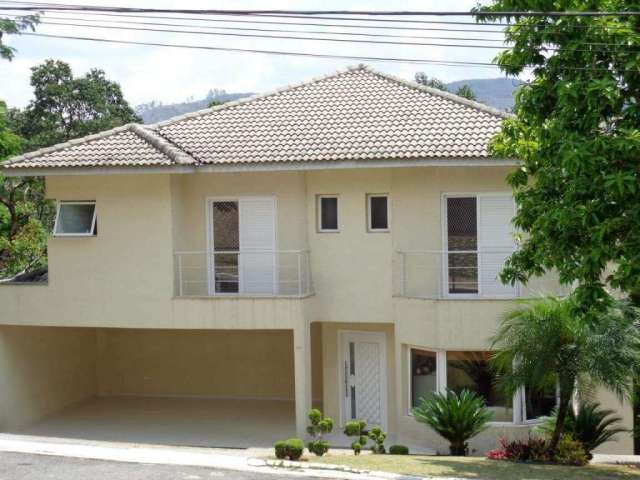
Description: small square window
318,195,339,232
367,194,389,232
54,201,97,236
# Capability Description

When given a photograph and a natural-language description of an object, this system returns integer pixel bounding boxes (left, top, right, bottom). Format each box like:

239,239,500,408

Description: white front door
341,331,387,429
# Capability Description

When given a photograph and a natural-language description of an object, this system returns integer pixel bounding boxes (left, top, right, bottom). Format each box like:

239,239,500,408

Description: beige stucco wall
0,326,97,431
0,165,629,453
96,329,295,400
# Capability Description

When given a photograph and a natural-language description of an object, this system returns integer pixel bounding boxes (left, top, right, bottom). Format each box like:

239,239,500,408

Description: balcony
175,250,313,298
396,250,567,300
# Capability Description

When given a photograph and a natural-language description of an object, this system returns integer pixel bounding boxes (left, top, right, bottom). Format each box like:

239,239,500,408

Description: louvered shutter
239,198,276,294
478,195,516,297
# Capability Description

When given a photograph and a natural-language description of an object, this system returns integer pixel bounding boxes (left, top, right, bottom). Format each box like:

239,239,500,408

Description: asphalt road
0,452,322,480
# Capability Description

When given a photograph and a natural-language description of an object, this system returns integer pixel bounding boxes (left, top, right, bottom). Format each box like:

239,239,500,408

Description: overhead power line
3,2,638,33
20,17,638,53
19,32,640,72
7,14,510,43
22,18,516,50
1,2,640,17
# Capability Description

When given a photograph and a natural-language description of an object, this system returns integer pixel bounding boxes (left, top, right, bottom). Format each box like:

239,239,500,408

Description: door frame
205,196,278,296
337,330,388,430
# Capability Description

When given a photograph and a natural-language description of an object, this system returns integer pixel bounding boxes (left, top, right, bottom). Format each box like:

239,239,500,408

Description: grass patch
314,454,639,479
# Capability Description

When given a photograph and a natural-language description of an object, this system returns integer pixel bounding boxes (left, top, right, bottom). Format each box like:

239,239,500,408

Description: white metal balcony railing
397,249,522,299
175,250,312,298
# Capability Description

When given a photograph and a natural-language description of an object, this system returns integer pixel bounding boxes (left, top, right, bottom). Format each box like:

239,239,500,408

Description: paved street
0,452,321,480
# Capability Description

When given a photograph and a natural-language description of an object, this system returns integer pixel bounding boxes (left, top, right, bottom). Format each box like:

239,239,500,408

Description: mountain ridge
136,77,523,124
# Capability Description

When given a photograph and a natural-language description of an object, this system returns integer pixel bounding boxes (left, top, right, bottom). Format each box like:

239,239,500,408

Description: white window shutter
239,198,276,294
478,195,516,297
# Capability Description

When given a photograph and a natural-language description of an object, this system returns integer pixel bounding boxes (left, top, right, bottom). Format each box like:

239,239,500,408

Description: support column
293,318,312,438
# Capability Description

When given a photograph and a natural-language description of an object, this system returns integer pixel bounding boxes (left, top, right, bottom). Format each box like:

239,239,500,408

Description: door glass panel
350,386,357,419
212,201,239,293
349,342,355,375
447,197,478,294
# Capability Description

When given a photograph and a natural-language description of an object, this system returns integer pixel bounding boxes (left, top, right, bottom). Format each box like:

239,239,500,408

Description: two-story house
0,65,632,454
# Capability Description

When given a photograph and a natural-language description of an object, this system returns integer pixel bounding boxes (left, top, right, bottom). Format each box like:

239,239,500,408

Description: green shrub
412,390,493,456
344,420,368,455
307,440,330,457
537,402,627,459
389,445,409,455
368,426,387,454
306,408,334,456
553,435,588,466
274,438,304,461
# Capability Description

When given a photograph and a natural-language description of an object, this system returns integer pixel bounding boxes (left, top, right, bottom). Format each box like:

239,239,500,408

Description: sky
0,0,508,109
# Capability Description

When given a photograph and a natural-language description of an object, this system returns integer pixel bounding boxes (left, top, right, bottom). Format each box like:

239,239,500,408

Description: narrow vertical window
410,349,437,409
317,195,339,232
212,201,239,293
367,194,389,232
446,197,478,294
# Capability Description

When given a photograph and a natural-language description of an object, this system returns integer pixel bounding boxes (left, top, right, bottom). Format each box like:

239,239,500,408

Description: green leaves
412,390,493,456
0,15,39,61
478,1,640,307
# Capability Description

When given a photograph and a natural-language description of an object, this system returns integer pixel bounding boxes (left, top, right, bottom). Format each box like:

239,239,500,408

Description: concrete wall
96,329,295,400
0,326,97,431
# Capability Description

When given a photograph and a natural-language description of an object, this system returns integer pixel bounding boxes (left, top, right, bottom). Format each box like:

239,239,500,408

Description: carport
0,326,305,448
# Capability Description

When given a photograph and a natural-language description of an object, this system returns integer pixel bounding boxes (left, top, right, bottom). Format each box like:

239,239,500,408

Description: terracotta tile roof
3,65,510,171
2,124,195,169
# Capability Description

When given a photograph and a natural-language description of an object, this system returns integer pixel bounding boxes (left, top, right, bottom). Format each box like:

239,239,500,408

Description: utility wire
5,2,638,35
22,17,639,53
1,2,640,17
33,14,513,42
19,32,640,72
22,19,516,50
19,13,638,48
2,13,512,42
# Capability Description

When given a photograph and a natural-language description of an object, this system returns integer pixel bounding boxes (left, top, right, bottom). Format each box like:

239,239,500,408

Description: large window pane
525,384,557,420
447,197,478,294
446,351,512,422
411,349,437,408
212,201,239,293
54,202,96,236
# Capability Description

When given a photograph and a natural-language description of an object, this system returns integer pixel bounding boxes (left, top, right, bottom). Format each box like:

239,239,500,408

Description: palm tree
491,296,640,452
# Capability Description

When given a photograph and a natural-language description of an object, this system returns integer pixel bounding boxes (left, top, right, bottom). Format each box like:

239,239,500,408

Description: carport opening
0,326,298,448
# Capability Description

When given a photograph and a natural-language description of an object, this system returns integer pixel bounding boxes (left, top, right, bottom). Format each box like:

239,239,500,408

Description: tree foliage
0,15,39,61
491,296,640,451
415,73,478,101
477,1,640,308
1,60,139,278
10,59,141,151
414,72,449,91
455,84,477,101
0,101,51,277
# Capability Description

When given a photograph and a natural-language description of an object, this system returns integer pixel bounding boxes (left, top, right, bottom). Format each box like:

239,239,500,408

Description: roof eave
1,157,519,177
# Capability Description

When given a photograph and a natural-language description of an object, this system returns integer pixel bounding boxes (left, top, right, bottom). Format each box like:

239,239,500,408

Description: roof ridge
357,64,514,119
149,64,369,130
2,123,137,166
129,124,196,165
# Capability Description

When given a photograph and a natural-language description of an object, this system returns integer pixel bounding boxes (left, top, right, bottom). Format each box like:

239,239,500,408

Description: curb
251,458,449,480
